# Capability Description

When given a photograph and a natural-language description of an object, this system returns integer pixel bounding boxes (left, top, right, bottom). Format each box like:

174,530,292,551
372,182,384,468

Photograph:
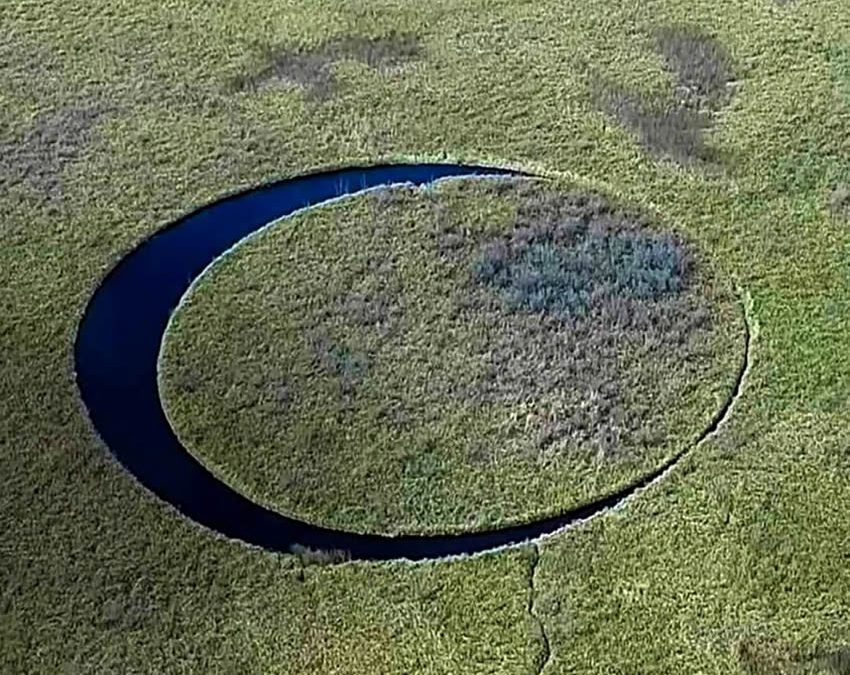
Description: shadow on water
74,163,748,562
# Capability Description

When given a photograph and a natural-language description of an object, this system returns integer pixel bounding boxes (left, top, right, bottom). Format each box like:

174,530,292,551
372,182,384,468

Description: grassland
159,178,744,535
2,0,850,673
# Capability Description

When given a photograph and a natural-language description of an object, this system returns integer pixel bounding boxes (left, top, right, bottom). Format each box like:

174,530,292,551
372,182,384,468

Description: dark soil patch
0,105,105,200
230,32,422,100
597,25,736,165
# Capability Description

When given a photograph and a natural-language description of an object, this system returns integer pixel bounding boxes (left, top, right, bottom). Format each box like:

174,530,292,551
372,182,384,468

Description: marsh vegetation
160,179,744,535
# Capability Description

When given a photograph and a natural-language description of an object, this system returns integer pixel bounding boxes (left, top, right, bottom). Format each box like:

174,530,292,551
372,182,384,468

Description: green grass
2,0,850,673
159,179,743,535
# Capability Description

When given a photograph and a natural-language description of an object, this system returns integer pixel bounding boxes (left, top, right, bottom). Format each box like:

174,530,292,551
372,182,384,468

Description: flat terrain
2,1,850,673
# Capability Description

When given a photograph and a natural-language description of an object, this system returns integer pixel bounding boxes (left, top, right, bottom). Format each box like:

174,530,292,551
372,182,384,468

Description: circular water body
75,163,749,561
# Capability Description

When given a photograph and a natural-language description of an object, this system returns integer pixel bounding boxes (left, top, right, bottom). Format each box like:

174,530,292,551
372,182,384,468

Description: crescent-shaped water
74,163,748,562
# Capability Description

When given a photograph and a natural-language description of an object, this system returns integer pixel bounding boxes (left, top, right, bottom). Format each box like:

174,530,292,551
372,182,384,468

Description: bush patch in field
597,25,736,165
597,88,715,165
230,33,422,99
824,648,850,674
828,45,850,106
290,544,351,568
473,214,690,319
737,635,801,674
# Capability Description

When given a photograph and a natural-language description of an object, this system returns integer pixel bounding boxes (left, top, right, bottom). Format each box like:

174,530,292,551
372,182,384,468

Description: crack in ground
527,544,552,675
